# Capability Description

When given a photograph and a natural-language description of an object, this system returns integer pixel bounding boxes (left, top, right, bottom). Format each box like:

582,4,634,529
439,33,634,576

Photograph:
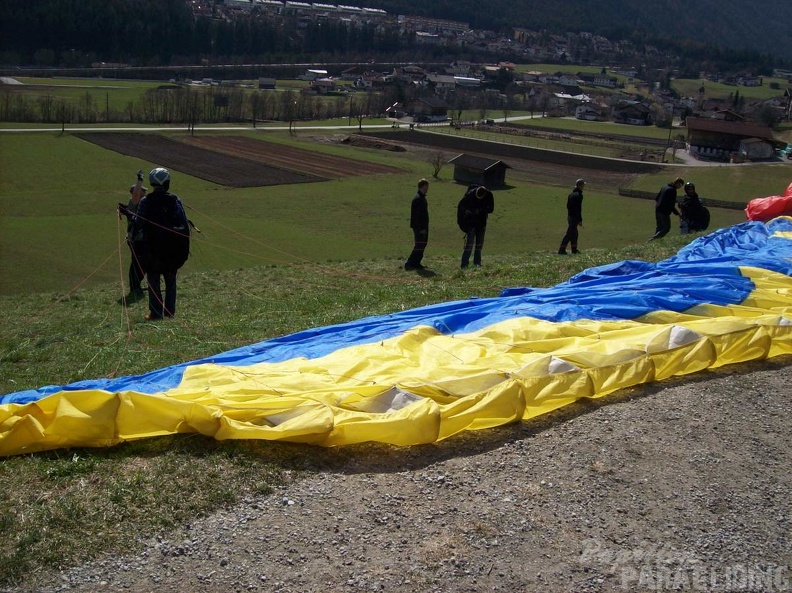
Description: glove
136,169,143,181
118,203,130,216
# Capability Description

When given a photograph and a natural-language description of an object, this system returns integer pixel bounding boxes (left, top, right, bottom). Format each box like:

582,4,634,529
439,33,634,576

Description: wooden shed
449,154,511,187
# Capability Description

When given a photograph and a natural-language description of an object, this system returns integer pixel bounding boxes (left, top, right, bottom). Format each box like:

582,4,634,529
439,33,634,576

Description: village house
575,102,607,121
409,96,450,122
611,100,653,125
426,73,457,94
685,116,777,161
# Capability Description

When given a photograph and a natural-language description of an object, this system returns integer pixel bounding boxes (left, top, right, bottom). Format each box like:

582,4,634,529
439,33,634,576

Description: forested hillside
1,0,790,66
369,0,792,61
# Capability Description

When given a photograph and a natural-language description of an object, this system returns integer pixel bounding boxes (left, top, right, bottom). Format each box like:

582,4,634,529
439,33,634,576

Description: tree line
0,0,416,68
0,78,548,126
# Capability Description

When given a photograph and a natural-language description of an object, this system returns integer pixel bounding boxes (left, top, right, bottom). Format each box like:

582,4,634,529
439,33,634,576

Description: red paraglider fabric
745,182,792,221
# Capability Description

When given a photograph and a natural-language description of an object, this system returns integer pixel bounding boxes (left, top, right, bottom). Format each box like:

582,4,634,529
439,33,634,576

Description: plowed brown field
180,135,404,179
75,133,403,188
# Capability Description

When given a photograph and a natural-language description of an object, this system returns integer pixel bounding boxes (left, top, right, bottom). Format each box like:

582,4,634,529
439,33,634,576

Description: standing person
136,167,190,320
679,181,710,234
404,178,429,271
117,170,147,305
457,185,495,268
558,178,585,255
649,177,683,241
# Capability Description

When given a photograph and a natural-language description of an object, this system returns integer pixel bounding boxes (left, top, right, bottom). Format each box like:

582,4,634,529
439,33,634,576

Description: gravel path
10,357,791,593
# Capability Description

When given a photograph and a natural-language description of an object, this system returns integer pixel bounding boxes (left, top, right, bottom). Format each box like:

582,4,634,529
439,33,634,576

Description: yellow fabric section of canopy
1,267,790,456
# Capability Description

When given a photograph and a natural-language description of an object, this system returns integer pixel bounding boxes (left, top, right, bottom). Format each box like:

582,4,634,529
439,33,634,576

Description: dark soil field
76,133,402,188
180,135,404,179
77,130,651,193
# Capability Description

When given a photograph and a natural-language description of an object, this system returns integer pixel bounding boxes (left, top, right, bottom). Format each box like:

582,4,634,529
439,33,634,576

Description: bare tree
429,151,448,179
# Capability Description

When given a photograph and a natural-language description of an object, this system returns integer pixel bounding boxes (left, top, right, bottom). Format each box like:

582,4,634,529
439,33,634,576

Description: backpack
698,205,710,231
142,191,190,271
457,185,479,232
689,197,710,231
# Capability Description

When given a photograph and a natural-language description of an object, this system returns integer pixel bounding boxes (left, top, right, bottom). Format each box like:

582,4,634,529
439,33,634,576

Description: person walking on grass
404,178,429,271
558,178,585,255
457,185,494,268
136,167,190,320
649,177,683,241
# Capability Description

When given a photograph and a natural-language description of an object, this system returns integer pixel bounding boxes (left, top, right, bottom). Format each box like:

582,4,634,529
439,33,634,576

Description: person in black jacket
679,181,710,234
404,178,429,271
457,185,495,268
558,179,585,255
649,177,683,241
136,167,190,320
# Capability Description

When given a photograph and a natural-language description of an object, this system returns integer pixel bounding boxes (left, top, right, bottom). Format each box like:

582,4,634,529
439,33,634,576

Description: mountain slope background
359,0,792,62
0,0,790,64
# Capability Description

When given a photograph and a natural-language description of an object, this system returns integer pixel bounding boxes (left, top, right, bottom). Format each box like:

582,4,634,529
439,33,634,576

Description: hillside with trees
1,0,790,68
368,0,792,62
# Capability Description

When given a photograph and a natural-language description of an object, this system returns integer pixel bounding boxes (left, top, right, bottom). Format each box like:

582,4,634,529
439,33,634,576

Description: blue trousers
461,226,486,267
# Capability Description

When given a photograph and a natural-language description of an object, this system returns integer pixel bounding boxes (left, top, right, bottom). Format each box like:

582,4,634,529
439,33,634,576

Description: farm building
449,154,511,187
685,116,777,161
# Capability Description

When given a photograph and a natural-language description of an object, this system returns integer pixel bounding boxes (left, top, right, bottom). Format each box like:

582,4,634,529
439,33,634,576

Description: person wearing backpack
136,167,190,320
457,185,495,269
679,181,710,234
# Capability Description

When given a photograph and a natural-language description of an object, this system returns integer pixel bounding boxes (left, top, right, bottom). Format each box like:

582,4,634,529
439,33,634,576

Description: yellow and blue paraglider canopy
1,217,791,456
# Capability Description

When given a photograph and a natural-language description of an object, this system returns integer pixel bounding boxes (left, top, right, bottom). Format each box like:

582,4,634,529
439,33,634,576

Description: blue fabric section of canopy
3,218,791,405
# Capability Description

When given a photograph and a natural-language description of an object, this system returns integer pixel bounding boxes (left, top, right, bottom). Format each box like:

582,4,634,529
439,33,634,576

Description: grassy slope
671,77,791,101
0,130,757,296
0,242,691,586
0,122,786,585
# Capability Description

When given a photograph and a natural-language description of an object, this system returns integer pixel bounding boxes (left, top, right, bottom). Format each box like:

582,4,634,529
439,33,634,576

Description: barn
449,154,511,187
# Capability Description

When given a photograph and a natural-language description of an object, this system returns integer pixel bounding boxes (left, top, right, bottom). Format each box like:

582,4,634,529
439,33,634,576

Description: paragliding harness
457,184,480,233
141,190,192,272
684,196,710,231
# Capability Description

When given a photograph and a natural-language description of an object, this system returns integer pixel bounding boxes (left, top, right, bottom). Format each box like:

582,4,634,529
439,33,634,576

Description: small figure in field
649,177,683,241
136,168,190,320
457,185,495,268
404,178,429,271
118,170,148,305
558,178,585,255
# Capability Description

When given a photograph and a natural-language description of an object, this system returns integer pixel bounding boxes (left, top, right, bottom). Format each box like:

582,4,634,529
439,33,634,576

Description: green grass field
671,77,790,101
508,116,675,140
0,129,760,297
10,77,165,113
0,121,788,587
0,240,692,586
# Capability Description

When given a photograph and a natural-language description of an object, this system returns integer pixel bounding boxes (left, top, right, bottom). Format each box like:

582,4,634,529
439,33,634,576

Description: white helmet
149,167,171,187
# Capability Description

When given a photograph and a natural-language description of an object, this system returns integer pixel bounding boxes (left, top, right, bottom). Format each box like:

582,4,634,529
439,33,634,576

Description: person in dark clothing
136,167,189,320
649,177,683,241
404,179,429,271
117,171,148,304
457,185,495,268
679,181,710,234
558,179,585,255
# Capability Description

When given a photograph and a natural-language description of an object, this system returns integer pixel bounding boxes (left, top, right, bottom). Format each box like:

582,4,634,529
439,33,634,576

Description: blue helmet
149,167,171,187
